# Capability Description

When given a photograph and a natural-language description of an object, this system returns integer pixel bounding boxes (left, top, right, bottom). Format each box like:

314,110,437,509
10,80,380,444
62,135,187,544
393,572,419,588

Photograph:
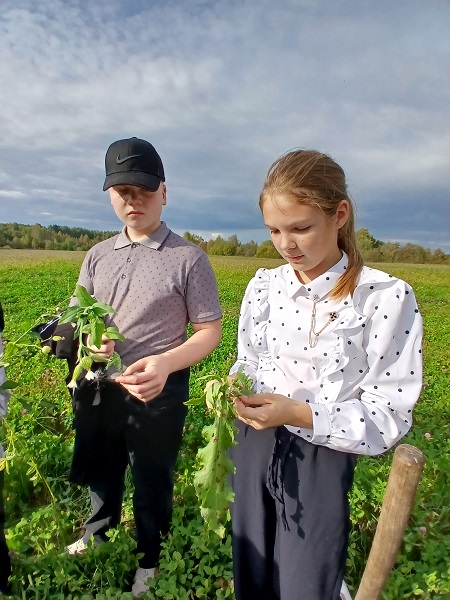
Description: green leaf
80,356,93,371
107,352,122,373
75,284,97,307
0,379,19,390
90,318,105,349
90,354,109,363
68,363,84,387
91,302,116,316
184,396,205,406
104,327,125,342
205,381,223,410
14,396,33,412
58,306,82,324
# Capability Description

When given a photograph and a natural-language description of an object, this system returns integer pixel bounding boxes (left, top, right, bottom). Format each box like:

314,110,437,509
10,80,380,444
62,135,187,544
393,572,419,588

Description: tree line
0,223,117,251
184,229,449,264
0,222,448,264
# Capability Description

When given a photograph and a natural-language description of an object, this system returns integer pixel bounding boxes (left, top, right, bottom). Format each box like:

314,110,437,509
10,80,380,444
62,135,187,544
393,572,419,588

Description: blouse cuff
309,403,332,444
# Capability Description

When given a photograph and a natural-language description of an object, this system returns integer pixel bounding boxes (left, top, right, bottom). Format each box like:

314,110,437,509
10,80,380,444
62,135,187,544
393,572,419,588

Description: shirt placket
117,243,139,296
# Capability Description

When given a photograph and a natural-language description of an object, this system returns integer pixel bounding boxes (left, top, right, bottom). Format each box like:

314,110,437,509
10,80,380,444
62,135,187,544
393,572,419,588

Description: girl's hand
115,354,170,402
234,393,313,430
86,334,115,359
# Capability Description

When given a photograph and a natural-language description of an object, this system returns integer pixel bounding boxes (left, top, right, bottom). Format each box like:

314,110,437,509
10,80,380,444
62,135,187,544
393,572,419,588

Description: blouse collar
286,253,349,300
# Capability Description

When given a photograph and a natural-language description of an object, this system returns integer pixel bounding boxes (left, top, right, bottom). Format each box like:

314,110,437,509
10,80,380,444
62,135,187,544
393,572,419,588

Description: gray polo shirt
76,222,222,368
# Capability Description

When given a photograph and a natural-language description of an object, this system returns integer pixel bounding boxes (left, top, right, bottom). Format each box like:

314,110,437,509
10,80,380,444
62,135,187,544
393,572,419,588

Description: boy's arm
115,319,222,402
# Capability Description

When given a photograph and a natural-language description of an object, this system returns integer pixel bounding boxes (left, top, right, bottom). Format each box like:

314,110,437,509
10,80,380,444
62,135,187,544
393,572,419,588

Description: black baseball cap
103,137,165,192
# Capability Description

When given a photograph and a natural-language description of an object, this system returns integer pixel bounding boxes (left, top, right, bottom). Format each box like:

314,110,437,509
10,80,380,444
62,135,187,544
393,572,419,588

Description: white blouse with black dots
230,254,423,456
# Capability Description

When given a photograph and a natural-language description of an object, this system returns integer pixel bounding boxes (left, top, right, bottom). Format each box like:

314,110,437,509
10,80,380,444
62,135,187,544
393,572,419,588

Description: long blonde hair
259,149,363,299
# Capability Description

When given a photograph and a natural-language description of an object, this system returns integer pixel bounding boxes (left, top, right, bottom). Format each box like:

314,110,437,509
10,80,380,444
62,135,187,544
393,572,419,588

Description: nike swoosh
116,154,143,164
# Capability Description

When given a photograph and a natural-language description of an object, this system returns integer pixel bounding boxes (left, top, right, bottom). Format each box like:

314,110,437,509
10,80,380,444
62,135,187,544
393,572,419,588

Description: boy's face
109,182,167,240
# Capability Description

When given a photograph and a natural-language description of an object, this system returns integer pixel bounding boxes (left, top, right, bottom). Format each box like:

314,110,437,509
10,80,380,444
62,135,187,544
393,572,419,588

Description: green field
1,250,449,599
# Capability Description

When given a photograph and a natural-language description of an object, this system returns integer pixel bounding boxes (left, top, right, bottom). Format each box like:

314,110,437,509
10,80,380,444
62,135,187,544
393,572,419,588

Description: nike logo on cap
116,154,143,164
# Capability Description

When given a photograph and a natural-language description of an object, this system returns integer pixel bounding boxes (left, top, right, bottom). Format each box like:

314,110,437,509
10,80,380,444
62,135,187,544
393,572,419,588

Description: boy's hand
115,355,170,402
234,393,313,430
86,334,115,359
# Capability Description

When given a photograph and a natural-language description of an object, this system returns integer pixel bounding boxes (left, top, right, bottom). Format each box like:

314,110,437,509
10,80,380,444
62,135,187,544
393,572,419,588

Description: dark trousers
0,470,11,592
230,423,356,600
71,369,189,568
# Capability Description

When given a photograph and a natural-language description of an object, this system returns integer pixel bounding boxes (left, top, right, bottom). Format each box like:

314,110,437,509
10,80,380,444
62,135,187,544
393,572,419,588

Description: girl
229,150,423,600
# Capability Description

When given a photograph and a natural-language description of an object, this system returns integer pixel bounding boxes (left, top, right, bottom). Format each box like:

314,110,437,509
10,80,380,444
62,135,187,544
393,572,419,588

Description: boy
0,302,12,595
66,137,222,598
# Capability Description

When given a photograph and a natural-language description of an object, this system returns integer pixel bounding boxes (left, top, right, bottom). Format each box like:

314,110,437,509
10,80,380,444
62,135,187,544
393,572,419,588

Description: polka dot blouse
75,223,222,368
230,254,423,456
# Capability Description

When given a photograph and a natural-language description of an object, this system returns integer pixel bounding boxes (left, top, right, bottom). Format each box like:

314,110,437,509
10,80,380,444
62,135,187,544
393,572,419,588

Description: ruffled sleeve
304,274,423,456
229,268,270,384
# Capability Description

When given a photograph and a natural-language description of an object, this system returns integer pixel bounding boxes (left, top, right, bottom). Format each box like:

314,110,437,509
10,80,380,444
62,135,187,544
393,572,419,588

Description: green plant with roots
0,284,125,393
57,284,125,387
186,367,253,538
0,284,124,477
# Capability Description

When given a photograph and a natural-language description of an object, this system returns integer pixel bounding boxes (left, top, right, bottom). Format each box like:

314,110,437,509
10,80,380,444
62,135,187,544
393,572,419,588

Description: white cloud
0,190,26,198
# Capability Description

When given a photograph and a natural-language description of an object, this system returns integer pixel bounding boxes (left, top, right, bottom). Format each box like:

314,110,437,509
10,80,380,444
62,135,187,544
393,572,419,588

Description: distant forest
0,222,448,264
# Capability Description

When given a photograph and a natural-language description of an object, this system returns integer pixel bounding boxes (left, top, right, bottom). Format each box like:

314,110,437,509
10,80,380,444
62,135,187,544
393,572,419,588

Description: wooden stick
354,444,425,600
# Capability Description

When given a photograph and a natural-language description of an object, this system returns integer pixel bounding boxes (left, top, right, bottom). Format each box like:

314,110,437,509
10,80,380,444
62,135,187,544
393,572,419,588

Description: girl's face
262,194,349,283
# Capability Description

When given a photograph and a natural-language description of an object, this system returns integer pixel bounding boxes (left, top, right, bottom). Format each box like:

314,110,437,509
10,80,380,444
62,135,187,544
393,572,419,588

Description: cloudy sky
1,0,449,250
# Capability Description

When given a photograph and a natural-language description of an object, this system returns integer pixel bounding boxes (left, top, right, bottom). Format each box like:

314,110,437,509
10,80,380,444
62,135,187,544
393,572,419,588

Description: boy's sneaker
132,567,157,598
66,536,103,555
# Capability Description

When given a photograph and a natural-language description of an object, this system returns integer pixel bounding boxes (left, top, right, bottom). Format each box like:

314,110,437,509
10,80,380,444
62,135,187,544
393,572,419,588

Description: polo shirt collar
114,222,171,250
286,252,348,299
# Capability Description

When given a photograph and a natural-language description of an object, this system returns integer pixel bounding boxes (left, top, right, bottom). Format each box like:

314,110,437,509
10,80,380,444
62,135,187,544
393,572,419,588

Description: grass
0,250,449,599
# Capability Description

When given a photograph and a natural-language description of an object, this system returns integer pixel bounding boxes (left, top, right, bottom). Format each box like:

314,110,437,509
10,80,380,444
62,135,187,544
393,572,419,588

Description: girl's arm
234,277,423,457
297,279,423,455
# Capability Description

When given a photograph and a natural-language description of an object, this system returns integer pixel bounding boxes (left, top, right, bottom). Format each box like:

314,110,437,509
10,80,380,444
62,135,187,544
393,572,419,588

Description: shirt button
127,258,131,262
121,274,126,279
131,243,137,248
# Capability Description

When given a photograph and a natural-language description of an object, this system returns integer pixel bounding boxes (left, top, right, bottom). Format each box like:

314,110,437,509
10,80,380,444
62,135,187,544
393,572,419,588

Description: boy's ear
162,183,167,204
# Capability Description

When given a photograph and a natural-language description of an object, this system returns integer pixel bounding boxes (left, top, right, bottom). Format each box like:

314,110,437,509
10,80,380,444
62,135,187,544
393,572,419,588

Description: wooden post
354,444,425,600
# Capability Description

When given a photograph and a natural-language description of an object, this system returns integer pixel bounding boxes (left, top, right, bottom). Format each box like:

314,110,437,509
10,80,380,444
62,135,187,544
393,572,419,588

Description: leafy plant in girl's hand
57,284,125,388
186,366,254,537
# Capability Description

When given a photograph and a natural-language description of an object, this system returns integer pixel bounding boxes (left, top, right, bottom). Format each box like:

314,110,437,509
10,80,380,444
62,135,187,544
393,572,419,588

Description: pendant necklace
308,294,338,348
